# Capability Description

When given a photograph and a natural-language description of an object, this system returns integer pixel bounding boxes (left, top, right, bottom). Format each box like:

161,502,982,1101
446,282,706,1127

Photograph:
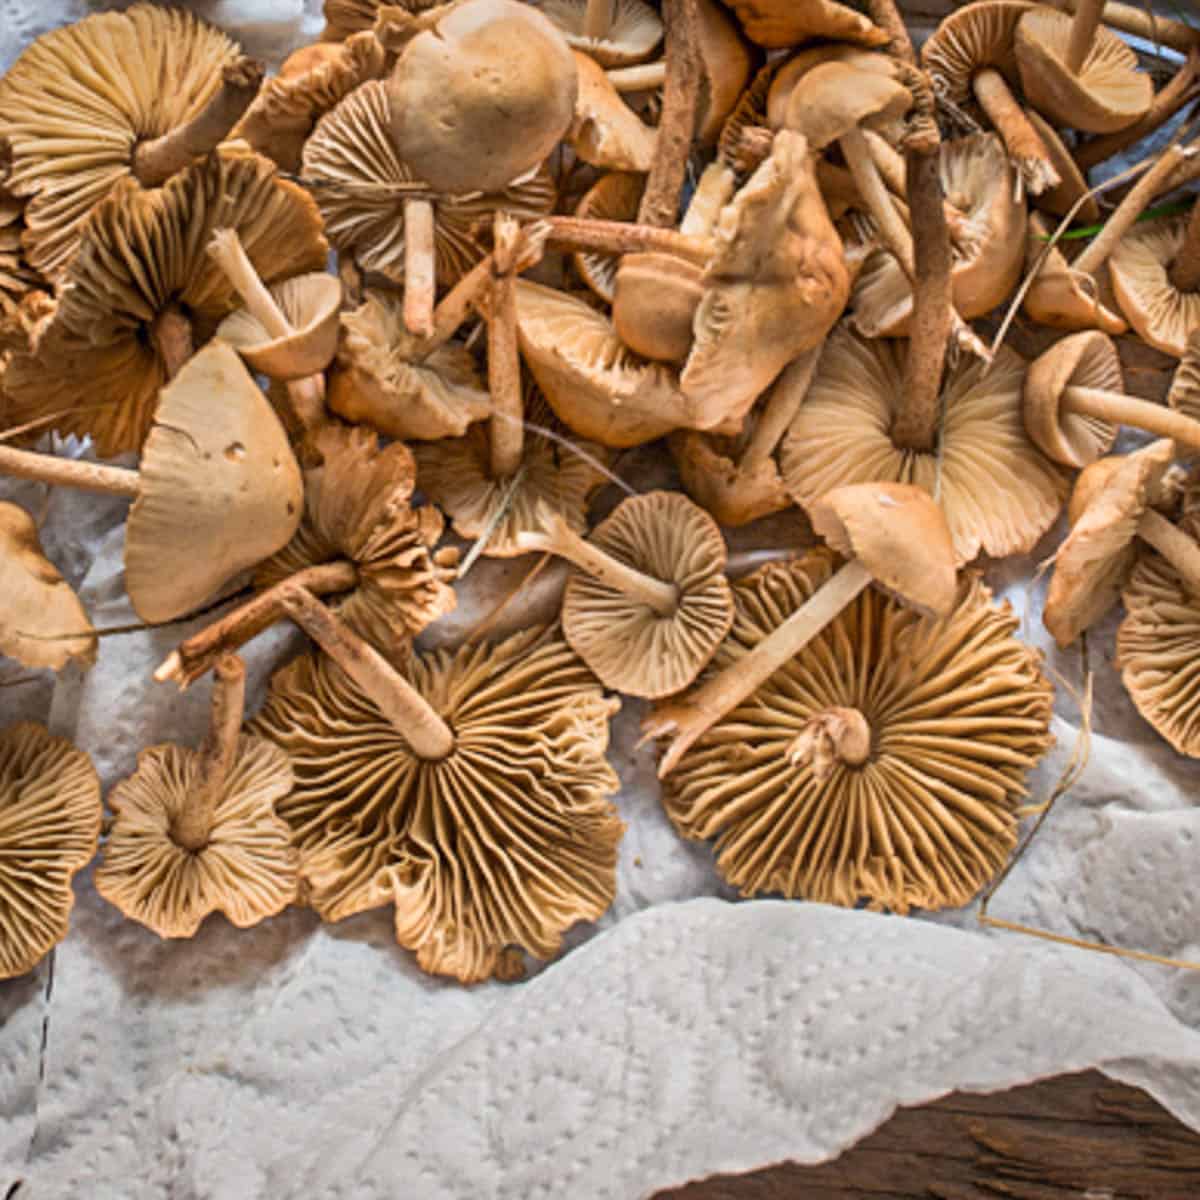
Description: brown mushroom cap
321,0,391,41
1025,109,1100,224
766,46,898,131
694,0,756,145
1014,7,1152,134
0,722,101,979
251,626,623,983
613,252,705,365
1109,215,1200,359
660,554,1053,912
1022,211,1129,335
0,502,96,672
783,62,912,151
920,1,1032,103
567,50,658,173
720,0,888,49
572,172,645,302
387,0,579,195
668,427,790,527
538,0,663,67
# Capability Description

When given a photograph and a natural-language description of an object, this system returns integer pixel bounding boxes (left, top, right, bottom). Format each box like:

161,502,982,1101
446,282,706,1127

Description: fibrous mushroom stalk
970,69,1060,196
546,215,712,263
1065,0,1105,74
488,212,525,480
1060,384,1200,452
0,445,140,497
403,197,437,338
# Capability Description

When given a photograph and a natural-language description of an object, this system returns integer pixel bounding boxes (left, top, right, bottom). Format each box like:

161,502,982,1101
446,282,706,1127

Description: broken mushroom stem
487,212,524,480
1060,384,1200,453
971,68,1060,195
153,305,195,380
403,196,437,338
171,654,246,853
132,57,265,189
738,346,821,472
279,584,455,760
1047,0,1200,53
1136,509,1200,597
0,444,140,497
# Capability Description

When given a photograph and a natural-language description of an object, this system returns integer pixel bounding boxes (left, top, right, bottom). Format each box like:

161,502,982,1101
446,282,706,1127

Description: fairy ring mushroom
252,588,623,984
0,722,101,979
539,0,663,67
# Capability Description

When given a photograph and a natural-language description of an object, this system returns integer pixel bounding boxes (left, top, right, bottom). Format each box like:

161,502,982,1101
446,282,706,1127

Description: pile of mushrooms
3,0,1200,984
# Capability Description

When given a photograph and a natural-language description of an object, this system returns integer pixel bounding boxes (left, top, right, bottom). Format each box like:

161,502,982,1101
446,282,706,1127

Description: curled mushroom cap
568,51,658,173
252,627,623,983
1108,215,1200,359
537,0,663,66
720,0,888,49
660,553,1053,912
1022,212,1129,335
0,722,101,979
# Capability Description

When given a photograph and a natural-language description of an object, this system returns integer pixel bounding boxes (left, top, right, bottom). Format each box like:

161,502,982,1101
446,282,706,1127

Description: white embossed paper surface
4,3,1200,1199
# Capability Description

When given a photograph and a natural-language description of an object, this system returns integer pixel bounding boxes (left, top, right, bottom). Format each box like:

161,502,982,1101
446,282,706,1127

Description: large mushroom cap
920,0,1032,103
0,722,101,979
782,61,912,151
387,0,579,194
537,0,663,67
1108,215,1200,359
252,627,623,983
661,554,1053,912
0,502,96,671
125,340,304,624
562,491,734,698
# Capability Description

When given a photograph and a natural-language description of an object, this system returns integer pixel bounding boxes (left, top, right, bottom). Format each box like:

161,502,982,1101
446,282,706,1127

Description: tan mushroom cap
660,554,1053,911
1169,327,1200,437
539,0,663,67
252,626,623,983
1109,215,1200,359
1023,330,1123,469
669,428,790,527
694,0,756,145
783,62,912,151
720,0,888,49
920,1,1032,102
387,0,579,195
327,289,489,441
0,163,38,318
0,722,101,979
321,0,389,41
781,328,1070,566
1043,438,1174,648
124,339,304,624
613,253,705,365
572,172,645,302
1022,211,1129,335
766,47,898,131
567,50,657,173
302,81,556,288
561,491,734,698
0,503,96,671
1026,109,1100,224
1014,7,1152,134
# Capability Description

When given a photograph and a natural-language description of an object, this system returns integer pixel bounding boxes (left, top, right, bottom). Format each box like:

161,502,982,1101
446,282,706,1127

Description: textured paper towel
4,3,1200,1197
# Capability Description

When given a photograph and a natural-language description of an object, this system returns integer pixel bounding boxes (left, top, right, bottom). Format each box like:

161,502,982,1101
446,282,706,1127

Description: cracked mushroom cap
720,0,888,49
302,81,556,288
780,327,1070,566
1014,6,1152,134
0,5,246,283
562,491,734,697
660,553,1053,912
571,172,645,303
2,153,327,458
251,626,623,983
567,51,657,173
537,0,663,67
782,62,912,151
0,503,96,672
0,722,101,979
920,1,1034,104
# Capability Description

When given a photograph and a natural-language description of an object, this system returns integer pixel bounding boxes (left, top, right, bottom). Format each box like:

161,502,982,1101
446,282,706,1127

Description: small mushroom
1025,110,1100,224
567,50,659,173
538,0,663,66
719,0,888,48
1021,212,1128,334
514,491,733,697
641,482,958,777
0,341,303,624
571,172,646,302
0,722,101,979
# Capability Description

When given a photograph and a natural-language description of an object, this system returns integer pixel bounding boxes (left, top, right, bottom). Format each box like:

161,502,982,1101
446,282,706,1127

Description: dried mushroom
720,0,887,49
572,172,646,302
568,51,658,173
1021,212,1128,334
539,0,663,66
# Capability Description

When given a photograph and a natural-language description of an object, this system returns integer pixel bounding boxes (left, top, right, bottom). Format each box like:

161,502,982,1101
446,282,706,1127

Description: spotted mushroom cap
1108,215,1200,359
537,0,663,67
0,722,101,979
661,552,1053,912
251,626,623,983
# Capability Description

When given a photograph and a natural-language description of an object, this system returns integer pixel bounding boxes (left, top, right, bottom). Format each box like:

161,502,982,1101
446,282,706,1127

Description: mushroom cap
668,428,791,527
302,81,556,288
693,0,756,146
809,482,958,618
1026,109,1100,224
1023,330,1123,469
0,722,101,979
0,169,38,318
0,5,244,283
1,153,328,457
572,172,645,302
386,0,579,194
660,554,1053,912
613,252,705,365
255,423,455,659
920,0,1034,104
1043,438,1174,648
781,327,1070,566
721,0,888,50
125,339,304,624
251,627,623,983
326,288,491,440
322,0,393,42
94,734,298,939
1169,327,1200,442
537,0,663,67
218,273,343,381
766,46,898,131
1108,215,1200,359
782,62,912,151
1014,7,1152,134
561,491,734,698
567,51,658,173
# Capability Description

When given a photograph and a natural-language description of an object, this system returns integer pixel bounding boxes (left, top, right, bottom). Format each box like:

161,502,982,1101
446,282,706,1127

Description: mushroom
641,482,958,777
0,722,101,980
766,47,899,131
2,153,328,457
571,172,645,302
0,340,303,624
0,502,95,672
1021,211,1128,334
95,655,298,938
538,0,663,66
1024,109,1100,224
0,146,38,319
0,6,264,282
659,554,1053,911
1044,0,1200,54
251,587,623,984
719,0,888,48
514,491,734,697
567,50,659,173
322,0,392,41
1014,2,1152,134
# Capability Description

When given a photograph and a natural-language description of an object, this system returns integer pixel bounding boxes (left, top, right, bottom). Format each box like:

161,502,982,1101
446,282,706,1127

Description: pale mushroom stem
279,584,454,760
606,61,667,92
862,132,968,239
153,306,195,380
1137,509,1200,597
154,560,359,690
1047,0,1200,52
1062,385,1200,452
678,162,736,238
488,213,524,480
971,69,1061,195
403,197,437,338
515,510,680,616
1169,200,1200,293
172,654,246,853
1066,0,1106,74
0,445,140,497
546,215,712,264
132,58,265,189
641,559,874,778
739,346,820,471
584,0,614,41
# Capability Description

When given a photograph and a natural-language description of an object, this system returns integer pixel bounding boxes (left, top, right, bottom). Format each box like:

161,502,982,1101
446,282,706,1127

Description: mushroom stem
279,584,454,760
606,61,667,92
840,126,915,279
642,558,874,777
787,706,873,782
1046,0,1200,52
584,0,614,41
0,445,140,497
488,213,524,480
154,560,359,690
1137,509,1200,597
1062,385,1200,452
862,132,968,239
1065,0,1106,74
132,58,265,188
545,215,712,263
172,654,246,853
153,306,195,380
1170,200,1200,293
678,162,736,238
207,228,291,340
971,68,1061,195
403,197,437,338
739,346,820,471
515,509,680,616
